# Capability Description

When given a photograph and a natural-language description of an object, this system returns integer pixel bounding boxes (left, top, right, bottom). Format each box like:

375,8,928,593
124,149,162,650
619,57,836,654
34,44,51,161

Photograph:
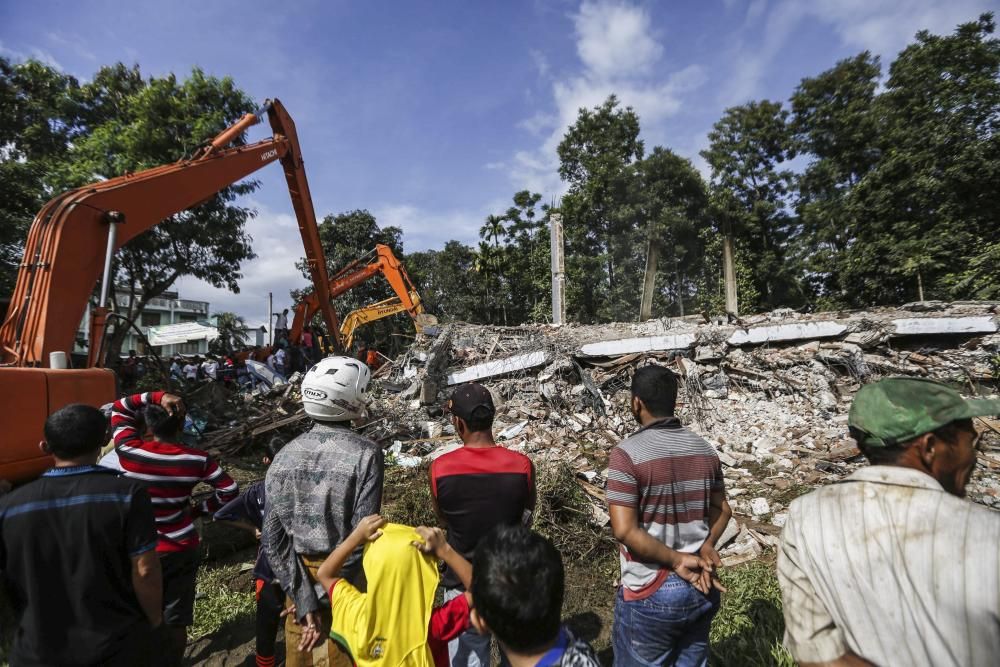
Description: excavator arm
287,243,425,347
0,99,339,482
0,98,339,368
338,296,438,350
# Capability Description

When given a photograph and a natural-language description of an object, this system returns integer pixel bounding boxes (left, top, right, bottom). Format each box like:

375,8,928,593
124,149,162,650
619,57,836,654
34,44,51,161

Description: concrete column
639,236,658,321
550,213,566,325
722,231,738,316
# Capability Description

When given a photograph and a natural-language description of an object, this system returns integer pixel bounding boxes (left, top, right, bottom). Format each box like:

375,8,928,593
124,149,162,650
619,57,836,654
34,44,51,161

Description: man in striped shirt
113,391,239,666
608,365,731,667
778,378,1000,667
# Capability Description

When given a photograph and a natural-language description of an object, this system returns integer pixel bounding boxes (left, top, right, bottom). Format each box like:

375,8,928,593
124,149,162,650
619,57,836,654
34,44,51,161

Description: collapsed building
202,300,1000,565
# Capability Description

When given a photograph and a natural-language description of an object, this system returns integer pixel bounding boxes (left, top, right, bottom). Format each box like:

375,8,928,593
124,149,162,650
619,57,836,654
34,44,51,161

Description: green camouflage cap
849,377,1000,448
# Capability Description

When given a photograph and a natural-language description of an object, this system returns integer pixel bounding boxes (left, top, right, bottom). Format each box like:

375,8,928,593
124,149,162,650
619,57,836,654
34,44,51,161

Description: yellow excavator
340,296,436,350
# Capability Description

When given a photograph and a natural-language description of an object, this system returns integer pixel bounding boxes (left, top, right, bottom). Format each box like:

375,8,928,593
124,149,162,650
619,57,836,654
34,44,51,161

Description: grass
189,561,256,640
711,561,794,667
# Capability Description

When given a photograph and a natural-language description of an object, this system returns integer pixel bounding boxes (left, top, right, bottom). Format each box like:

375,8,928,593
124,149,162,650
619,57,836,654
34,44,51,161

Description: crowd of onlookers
0,353,998,667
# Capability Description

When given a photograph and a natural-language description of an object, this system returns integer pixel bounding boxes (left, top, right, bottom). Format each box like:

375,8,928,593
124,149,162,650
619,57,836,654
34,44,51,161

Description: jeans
613,574,721,667
442,588,509,667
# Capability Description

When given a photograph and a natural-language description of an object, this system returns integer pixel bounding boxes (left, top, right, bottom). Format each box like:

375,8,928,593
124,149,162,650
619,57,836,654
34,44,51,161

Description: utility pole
550,213,566,325
267,291,273,346
722,224,738,316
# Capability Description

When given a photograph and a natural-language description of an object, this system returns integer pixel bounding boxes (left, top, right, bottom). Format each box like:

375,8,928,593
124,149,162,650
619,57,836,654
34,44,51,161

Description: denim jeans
613,574,721,667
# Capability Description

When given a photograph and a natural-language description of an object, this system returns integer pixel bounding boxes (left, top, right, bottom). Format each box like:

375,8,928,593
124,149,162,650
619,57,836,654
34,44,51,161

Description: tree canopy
0,58,259,362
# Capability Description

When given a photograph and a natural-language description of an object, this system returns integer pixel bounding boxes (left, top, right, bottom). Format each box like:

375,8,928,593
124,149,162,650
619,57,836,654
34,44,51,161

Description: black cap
446,383,495,422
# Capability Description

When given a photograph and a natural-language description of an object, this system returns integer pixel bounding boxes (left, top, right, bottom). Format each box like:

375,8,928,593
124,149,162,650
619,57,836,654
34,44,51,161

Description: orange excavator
287,243,435,351
0,99,340,483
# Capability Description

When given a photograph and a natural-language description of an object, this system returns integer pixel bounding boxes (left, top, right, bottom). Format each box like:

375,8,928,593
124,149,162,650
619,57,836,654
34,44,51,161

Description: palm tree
211,311,249,355
478,215,509,324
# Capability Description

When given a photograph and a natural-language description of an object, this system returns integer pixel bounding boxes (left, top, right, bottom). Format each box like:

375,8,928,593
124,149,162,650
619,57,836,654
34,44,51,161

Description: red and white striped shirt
112,392,238,553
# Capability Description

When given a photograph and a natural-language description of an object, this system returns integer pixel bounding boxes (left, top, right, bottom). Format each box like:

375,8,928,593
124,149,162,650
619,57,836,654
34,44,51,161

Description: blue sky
2,0,996,326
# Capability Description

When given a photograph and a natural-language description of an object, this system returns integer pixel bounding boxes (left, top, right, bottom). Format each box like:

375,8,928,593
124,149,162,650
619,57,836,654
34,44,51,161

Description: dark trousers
256,578,284,659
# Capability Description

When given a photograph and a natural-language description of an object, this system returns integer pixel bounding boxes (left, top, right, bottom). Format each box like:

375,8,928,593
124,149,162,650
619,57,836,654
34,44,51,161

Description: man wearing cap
777,377,1000,667
430,382,536,667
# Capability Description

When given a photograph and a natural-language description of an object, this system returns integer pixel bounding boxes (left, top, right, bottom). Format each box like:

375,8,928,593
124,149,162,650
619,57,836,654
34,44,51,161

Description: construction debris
198,301,1000,568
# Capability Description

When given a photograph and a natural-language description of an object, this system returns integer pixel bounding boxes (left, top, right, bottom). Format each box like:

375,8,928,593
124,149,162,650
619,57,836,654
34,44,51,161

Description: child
312,515,472,667
470,525,601,667
213,481,282,667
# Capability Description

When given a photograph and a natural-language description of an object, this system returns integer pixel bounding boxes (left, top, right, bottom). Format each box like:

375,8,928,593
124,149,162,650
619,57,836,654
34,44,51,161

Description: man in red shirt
112,391,239,666
430,383,535,667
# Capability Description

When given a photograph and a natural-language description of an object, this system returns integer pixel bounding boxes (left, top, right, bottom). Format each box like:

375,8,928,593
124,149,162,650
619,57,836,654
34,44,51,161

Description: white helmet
301,356,371,422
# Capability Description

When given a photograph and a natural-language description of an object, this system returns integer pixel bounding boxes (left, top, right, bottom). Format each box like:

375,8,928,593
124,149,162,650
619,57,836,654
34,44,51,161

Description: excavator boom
339,297,437,350
287,243,426,346
0,99,338,482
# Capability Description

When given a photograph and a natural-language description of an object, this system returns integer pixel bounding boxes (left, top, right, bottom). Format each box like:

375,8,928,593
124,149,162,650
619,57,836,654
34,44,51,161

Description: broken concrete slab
728,321,847,346
446,350,549,385
578,334,696,357
891,316,998,337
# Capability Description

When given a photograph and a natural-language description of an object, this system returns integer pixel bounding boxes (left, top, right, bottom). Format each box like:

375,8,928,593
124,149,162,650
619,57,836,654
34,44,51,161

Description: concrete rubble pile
364,301,1000,566
199,372,308,457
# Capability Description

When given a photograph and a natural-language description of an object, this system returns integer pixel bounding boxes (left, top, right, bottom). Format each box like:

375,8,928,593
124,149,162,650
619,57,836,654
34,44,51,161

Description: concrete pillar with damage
639,236,658,321
722,228,738,316
550,213,566,325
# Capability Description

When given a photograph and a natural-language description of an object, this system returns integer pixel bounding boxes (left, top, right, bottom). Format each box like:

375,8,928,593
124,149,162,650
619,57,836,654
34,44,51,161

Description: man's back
265,421,383,568
112,392,238,552
778,466,1000,666
430,445,533,587
0,466,157,666
607,418,724,597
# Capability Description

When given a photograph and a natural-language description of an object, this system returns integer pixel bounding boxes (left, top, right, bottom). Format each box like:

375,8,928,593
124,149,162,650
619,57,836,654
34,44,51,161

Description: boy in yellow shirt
306,515,473,667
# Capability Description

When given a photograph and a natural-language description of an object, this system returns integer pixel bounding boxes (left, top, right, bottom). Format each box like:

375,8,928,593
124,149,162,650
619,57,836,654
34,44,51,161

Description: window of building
178,314,198,323
176,341,200,355
141,312,161,327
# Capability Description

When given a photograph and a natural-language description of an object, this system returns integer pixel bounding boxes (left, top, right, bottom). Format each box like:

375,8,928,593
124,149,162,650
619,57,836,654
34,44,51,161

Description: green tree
502,191,551,322
558,95,644,321
406,241,487,323
79,66,259,364
210,311,250,355
701,100,800,311
0,59,260,363
0,58,80,296
478,214,509,324
297,209,408,352
631,147,710,317
844,14,1000,304
790,52,881,305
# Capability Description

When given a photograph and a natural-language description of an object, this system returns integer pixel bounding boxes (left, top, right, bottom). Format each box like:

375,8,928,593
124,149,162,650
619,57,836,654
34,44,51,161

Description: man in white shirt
182,360,199,381
201,357,219,380
273,309,289,342
778,377,1000,667
274,348,286,376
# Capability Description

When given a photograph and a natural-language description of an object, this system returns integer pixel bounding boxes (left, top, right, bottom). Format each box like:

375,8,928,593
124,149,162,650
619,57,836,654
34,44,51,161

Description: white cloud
720,0,996,105
574,1,663,78
529,49,551,79
173,199,313,322
0,39,65,70
506,1,706,198
374,202,505,252
810,0,995,55
45,31,98,62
